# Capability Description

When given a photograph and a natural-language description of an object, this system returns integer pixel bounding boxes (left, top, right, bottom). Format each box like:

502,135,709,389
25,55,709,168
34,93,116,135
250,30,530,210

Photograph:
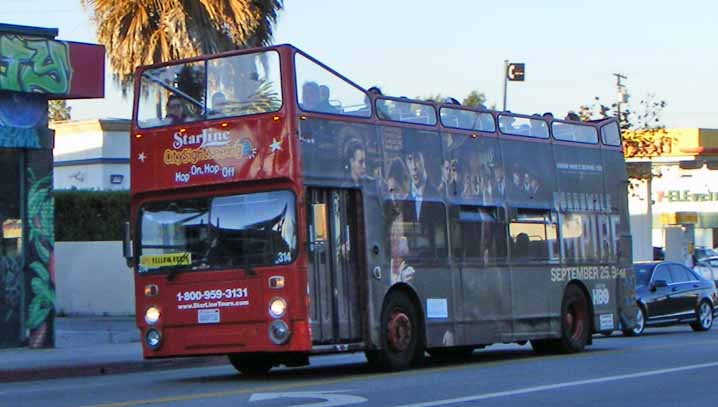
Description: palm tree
83,0,284,93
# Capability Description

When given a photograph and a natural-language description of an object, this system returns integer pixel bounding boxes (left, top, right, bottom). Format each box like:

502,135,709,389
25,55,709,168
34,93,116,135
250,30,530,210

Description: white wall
628,179,653,261
55,241,135,316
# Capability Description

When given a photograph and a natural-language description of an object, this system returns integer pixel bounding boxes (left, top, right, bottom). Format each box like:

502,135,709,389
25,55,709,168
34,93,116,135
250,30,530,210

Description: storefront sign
656,190,718,203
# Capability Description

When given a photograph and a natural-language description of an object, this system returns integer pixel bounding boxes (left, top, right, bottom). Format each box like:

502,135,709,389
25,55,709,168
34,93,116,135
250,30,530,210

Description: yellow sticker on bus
140,253,192,268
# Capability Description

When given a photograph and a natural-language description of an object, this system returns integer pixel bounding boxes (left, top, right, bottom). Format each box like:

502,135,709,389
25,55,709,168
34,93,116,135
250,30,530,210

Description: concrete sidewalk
0,316,226,383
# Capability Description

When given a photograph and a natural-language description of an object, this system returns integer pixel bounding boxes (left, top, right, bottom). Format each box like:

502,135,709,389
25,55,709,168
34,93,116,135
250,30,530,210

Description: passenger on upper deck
164,95,187,124
301,81,320,111
318,85,338,113
565,111,581,121
209,92,228,117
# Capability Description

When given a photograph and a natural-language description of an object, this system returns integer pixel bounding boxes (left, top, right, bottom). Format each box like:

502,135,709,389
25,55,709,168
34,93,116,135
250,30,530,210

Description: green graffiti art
0,34,72,94
26,168,55,348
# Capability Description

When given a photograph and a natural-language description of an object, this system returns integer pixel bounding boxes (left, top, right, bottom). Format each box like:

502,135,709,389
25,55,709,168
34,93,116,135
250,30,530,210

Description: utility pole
502,60,509,111
613,73,628,127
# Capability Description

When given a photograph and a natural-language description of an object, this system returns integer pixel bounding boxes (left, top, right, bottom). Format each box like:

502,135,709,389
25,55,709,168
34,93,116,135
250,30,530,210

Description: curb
0,356,227,383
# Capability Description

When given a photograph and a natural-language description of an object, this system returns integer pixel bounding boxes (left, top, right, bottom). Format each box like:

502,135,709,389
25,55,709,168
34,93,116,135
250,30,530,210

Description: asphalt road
2,326,717,407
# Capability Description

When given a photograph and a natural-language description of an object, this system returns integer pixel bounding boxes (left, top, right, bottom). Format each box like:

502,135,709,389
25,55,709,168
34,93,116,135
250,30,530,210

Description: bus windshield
138,190,296,273
136,50,282,128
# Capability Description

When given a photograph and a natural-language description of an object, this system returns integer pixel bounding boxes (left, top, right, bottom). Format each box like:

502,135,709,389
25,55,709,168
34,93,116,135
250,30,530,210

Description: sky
2,0,717,128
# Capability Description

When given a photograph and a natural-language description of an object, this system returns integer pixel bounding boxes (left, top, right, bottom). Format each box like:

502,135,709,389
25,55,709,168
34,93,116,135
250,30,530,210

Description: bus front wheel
228,354,273,376
374,292,424,371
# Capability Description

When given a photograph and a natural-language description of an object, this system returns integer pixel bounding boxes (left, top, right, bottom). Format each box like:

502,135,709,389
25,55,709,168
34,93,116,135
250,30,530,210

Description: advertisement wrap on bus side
549,265,629,283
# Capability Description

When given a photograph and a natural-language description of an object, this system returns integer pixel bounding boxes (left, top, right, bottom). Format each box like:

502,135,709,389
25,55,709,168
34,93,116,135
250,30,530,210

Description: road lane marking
396,361,718,407
67,337,718,407
249,390,366,406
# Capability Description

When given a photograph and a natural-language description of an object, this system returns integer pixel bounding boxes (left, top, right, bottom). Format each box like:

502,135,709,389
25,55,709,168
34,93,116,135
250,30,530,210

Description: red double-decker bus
125,44,636,373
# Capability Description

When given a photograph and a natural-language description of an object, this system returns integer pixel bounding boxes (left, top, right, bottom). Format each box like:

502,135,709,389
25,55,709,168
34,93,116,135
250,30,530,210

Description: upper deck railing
132,44,622,149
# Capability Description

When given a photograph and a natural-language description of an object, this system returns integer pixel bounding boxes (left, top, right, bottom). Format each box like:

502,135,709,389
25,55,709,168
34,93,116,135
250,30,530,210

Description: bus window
509,209,558,262
552,122,598,144
207,51,282,119
440,107,495,132
376,99,437,125
451,206,507,264
498,115,548,139
561,213,600,263
139,191,297,273
601,122,621,146
295,53,369,117
137,61,206,128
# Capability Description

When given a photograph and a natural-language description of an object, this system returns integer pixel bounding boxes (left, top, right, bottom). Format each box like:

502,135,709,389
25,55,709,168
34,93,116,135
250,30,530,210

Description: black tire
690,301,714,332
532,284,591,355
374,291,424,371
622,306,645,337
228,354,273,376
530,339,559,354
427,346,474,361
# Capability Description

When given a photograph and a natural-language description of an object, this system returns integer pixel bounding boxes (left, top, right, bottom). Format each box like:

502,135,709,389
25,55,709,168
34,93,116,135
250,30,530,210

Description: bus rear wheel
558,284,591,353
375,292,423,371
532,284,591,355
228,354,273,376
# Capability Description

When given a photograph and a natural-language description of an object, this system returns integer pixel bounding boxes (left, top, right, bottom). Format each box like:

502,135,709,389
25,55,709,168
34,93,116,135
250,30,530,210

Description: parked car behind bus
624,261,718,336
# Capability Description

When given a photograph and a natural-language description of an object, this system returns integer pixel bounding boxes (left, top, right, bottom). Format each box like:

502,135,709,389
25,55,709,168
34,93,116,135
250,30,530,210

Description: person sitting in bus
164,95,187,124
514,233,530,259
565,111,581,121
209,91,228,118
318,85,338,114
300,81,320,111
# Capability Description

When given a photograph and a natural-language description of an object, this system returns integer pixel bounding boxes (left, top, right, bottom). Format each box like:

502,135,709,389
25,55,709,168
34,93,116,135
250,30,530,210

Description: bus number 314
176,288,248,302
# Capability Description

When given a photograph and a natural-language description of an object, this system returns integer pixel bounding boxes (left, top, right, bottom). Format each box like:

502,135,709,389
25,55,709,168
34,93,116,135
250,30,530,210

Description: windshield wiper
241,255,256,277
165,252,192,282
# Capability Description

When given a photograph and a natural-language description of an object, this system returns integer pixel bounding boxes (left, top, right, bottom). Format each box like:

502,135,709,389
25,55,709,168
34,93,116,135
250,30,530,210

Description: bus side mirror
122,221,135,269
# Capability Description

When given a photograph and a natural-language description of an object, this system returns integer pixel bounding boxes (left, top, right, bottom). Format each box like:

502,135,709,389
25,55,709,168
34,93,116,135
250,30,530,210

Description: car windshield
138,190,296,273
633,264,655,287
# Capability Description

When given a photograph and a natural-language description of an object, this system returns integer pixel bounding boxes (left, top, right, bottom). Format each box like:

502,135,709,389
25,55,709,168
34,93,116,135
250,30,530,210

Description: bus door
306,188,363,344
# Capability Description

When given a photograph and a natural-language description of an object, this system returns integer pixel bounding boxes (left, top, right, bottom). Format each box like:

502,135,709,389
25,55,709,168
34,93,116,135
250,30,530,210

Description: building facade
53,119,130,191
0,23,104,348
628,128,718,261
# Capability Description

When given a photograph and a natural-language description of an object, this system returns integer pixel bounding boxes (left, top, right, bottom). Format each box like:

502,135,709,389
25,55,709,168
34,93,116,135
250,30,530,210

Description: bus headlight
269,320,290,345
144,306,161,325
269,297,287,318
145,329,162,350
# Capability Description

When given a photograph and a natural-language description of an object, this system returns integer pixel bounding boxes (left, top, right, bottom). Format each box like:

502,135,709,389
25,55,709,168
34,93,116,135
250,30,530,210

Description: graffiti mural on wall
26,168,55,348
0,256,23,346
0,34,72,95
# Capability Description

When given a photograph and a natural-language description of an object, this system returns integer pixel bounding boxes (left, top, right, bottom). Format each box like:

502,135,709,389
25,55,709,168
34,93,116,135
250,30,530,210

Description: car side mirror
651,279,668,291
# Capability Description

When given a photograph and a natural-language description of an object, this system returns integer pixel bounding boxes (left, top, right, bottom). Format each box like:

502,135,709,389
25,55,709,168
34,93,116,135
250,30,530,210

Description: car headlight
269,297,287,318
144,306,161,325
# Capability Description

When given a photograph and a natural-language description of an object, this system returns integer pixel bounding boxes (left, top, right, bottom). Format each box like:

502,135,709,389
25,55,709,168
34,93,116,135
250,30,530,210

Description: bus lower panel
141,320,311,358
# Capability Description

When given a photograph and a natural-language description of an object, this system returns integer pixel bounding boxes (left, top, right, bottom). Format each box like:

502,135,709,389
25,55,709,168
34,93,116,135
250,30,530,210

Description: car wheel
228,354,273,376
623,306,645,337
690,301,713,332
374,292,424,371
